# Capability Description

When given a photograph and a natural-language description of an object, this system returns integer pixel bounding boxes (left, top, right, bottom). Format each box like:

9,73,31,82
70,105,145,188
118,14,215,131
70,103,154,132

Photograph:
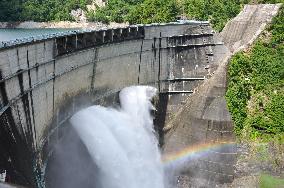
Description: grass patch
260,174,284,188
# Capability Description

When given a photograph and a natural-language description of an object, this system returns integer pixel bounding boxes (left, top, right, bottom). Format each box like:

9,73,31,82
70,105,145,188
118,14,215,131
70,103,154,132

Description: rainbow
162,141,236,166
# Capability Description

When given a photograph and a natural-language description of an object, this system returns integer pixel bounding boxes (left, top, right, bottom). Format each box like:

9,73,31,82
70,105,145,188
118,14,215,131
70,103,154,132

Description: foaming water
70,86,164,188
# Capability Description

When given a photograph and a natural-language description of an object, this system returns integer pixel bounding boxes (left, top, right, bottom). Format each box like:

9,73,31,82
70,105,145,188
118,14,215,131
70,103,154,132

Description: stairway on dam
0,3,282,188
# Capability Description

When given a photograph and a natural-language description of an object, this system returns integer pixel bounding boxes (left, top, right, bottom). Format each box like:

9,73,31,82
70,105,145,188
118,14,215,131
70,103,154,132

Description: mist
46,86,164,188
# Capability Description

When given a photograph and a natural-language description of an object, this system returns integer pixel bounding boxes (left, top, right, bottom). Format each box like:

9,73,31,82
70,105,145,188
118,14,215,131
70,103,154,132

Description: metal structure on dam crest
0,21,234,187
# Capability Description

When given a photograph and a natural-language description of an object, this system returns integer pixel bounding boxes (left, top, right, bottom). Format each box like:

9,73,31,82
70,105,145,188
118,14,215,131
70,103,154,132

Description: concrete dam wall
0,22,228,187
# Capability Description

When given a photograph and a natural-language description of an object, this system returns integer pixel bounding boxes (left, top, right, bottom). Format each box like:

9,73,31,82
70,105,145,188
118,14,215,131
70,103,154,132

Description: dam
0,4,280,187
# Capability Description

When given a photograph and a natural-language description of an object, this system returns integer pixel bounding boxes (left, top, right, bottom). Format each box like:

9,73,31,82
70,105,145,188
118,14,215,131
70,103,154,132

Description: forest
0,0,282,31
226,6,284,141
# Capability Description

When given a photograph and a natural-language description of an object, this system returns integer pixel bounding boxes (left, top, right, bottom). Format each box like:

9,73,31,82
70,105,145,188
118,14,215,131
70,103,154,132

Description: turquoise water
0,28,81,42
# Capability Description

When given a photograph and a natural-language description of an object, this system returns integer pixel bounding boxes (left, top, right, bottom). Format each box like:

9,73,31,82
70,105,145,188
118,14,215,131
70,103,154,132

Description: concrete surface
0,22,222,187
221,4,281,53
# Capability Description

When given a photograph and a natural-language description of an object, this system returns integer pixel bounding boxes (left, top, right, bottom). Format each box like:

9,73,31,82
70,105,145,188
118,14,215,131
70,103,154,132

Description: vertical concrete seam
44,42,49,135
52,59,55,117
26,50,37,149
18,53,33,148
137,39,144,84
158,32,162,92
90,48,98,92
15,102,26,143
16,49,20,68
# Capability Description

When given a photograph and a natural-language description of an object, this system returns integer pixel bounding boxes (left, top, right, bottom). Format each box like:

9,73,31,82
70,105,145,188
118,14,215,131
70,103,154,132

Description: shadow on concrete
154,93,169,147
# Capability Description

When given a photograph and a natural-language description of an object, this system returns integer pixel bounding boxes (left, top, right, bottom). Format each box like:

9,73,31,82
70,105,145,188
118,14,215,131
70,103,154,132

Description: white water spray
70,86,164,188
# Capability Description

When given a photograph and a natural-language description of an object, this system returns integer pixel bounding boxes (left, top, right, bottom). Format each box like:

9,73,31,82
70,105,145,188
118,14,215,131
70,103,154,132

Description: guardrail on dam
0,21,231,187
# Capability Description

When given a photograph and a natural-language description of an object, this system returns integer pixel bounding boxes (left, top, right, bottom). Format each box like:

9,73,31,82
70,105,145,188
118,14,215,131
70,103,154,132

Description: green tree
22,0,91,22
184,0,242,31
88,0,142,23
226,7,284,138
0,0,22,21
126,0,179,24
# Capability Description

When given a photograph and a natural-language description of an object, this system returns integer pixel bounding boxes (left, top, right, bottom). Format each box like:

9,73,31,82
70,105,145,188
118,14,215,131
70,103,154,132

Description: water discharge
70,86,164,188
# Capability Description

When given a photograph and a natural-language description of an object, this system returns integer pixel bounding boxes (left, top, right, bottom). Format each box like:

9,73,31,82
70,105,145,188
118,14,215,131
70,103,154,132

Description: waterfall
70,86,164,188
